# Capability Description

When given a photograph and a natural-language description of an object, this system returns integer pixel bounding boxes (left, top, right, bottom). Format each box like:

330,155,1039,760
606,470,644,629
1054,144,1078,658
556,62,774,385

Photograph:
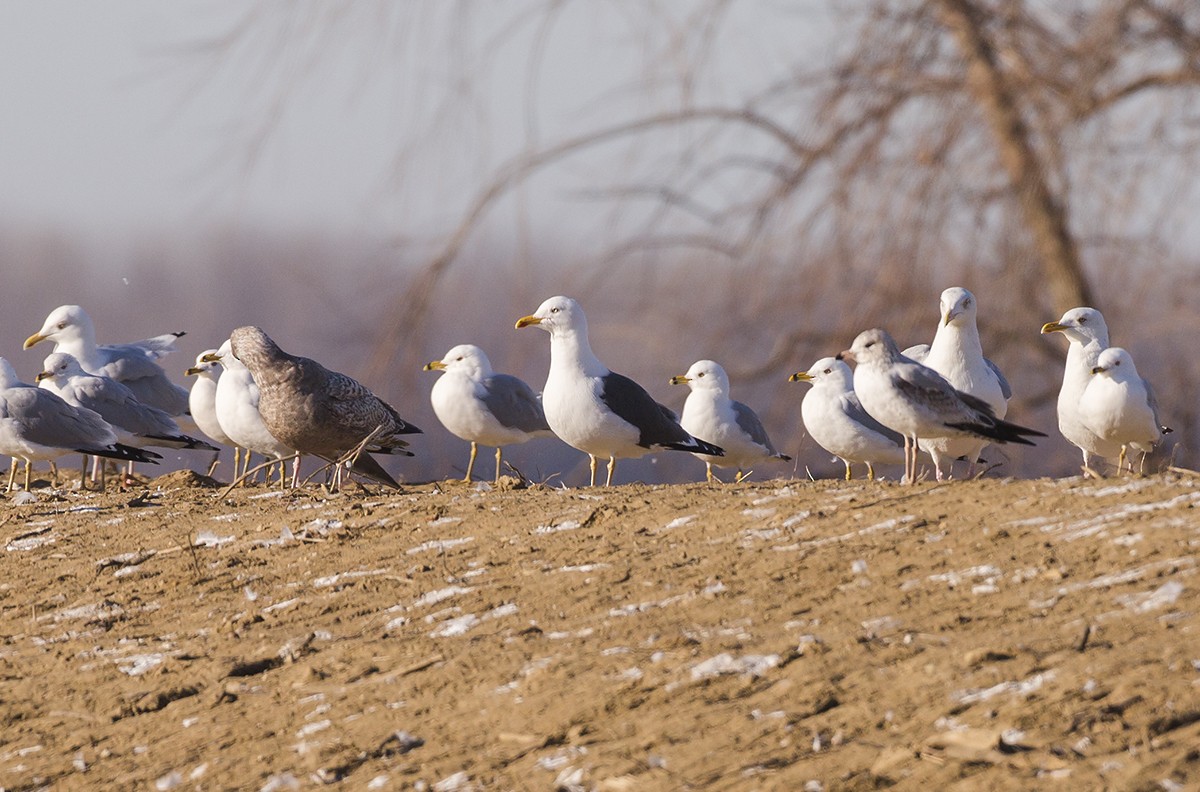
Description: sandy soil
1,470,1198,791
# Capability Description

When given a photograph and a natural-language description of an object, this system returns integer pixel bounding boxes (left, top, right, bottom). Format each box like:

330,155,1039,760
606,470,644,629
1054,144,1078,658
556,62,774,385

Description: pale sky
0,2,419,236
0,2,827,246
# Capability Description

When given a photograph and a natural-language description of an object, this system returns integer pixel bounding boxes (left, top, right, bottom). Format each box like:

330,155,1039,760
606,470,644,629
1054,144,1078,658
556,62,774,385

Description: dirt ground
1,469,1198,791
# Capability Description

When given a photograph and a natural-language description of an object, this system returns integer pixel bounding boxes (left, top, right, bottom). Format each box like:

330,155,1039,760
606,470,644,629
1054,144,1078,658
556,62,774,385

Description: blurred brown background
2,2,1197,484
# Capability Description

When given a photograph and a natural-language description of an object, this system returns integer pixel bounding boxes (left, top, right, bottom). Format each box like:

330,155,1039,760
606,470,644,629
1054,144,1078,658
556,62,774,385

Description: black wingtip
662,438,725,457
144,434,220,452
84,444,163,464
944,418,1046,446
350,453,401,489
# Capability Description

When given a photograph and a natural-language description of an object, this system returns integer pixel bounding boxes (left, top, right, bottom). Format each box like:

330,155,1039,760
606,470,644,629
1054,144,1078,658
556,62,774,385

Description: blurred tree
359,0,1200,377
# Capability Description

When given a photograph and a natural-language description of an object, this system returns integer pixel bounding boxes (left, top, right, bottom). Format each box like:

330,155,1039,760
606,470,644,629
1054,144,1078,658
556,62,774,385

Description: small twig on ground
218,458,287,499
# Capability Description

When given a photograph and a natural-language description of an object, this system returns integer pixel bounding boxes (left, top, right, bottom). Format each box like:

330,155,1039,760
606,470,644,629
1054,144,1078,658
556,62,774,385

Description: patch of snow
691,653,780,680
952,671,1054,704
193,530,234,546
534,519,581,534
407,537,474,554
741,507,776,519
313,569,388,588
411,586,473,610
118,653,165,676
1116,581,1184,613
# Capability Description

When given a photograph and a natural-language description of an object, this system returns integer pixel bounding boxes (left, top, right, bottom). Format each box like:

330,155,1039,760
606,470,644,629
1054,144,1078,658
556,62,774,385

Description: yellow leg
844,460,852,481
465,441,478,482
705,462,715,483
6,458,16,491
24,460,32,492
605,456,616,486
1118,445,1128,474
735,468,750,483
494,447,503,483
866,461,876,481
589,455,597,487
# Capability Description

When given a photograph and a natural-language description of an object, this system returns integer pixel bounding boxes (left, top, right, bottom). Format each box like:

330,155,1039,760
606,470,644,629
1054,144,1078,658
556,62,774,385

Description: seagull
515,296,723,486
912,287,1012,479
424,344,553,483
0,356,160,491
36,353,217,483
204,340,296,487
789,356,905,480
1079,347,1170,473
1040,307,1122,470
840,328,1044,484
228,326,421,490
669,359,790,482
185,349,234,478
24,304,189,416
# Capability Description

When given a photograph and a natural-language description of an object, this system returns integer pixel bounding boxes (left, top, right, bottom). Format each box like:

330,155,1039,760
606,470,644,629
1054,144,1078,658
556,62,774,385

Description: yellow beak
184,366,205,377
1041,321,1066,334
789,372,813,382
515,315,541,329
669,375,689,385
200,353,222,364
35,371,52,383
23,332,46,350
423,360,446,372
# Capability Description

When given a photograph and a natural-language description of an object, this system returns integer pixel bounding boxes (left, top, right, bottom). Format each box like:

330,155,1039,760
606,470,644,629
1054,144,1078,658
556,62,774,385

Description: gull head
670,360,730,393
1090,346,1139,381
202,339,244,371
840,328,899,368
515,295,585,336
36,351,85,384
940,287,976,327
24,304,93,350
424,344,492,379
790,356,852,389
1041,307,1108,346
186,349,221,378
229,326,283,371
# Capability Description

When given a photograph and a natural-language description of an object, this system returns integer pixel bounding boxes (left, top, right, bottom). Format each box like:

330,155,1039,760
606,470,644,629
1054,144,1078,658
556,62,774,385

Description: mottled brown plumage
228,326,421,488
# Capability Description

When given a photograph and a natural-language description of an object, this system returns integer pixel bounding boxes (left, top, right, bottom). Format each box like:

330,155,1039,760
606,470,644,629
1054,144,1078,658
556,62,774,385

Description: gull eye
697,372,705,378
550,307,560,314
56,322,67,330
456,356,463,362
823,368,831,374
1077,316,1087,324
866,341,875,348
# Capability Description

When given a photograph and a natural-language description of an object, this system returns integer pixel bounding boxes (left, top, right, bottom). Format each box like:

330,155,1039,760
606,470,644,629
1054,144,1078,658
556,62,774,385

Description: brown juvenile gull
228,326,421,489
